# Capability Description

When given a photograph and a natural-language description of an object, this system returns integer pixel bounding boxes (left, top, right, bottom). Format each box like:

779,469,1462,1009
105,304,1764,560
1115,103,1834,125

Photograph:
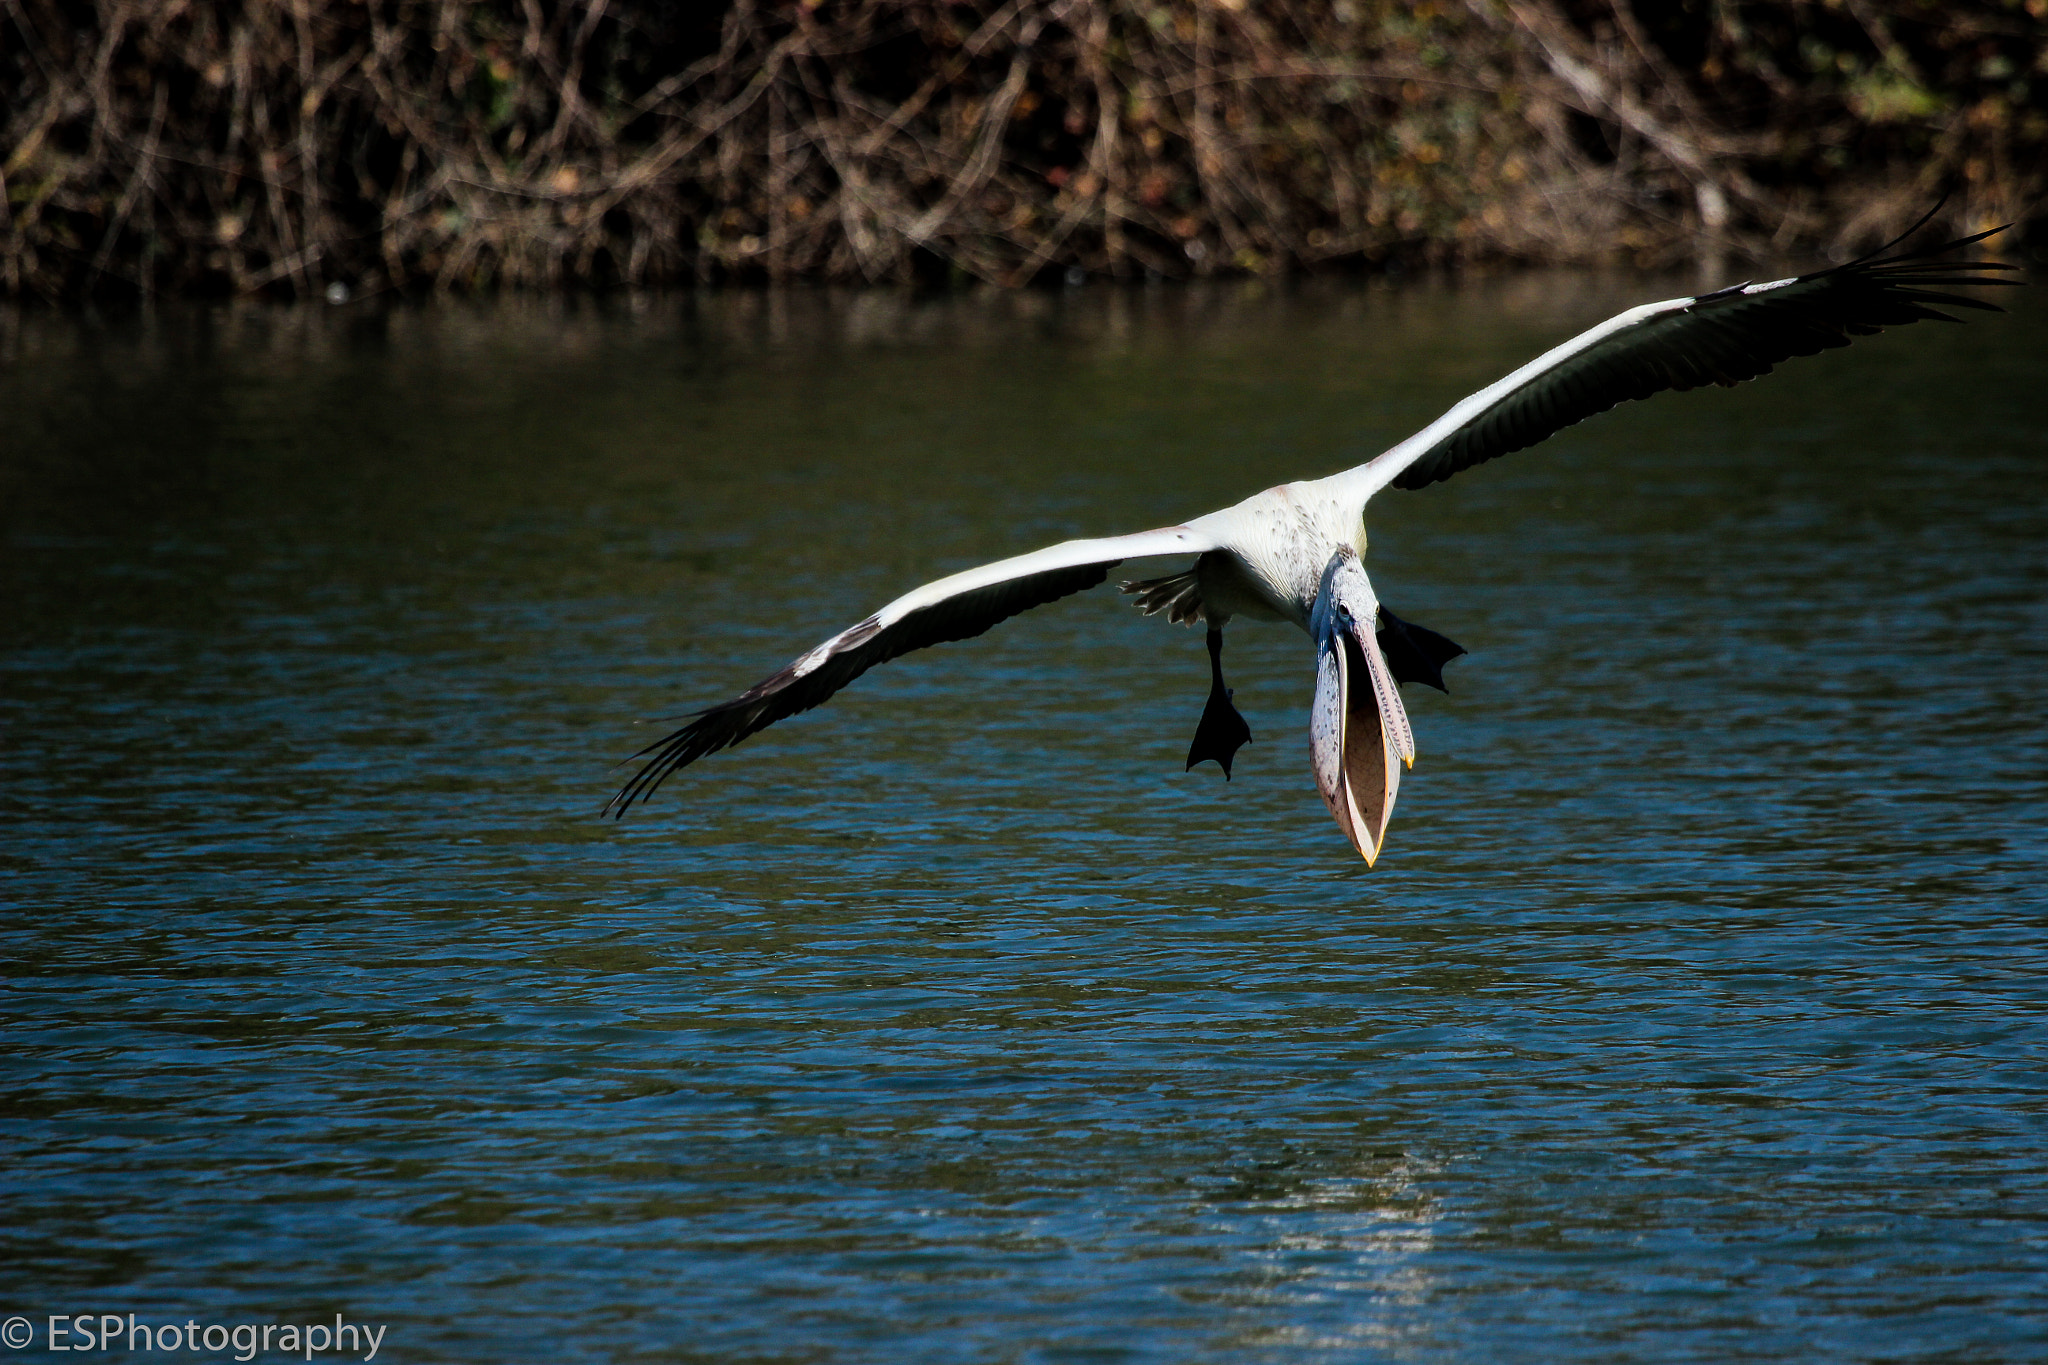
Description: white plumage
607,216,2013,865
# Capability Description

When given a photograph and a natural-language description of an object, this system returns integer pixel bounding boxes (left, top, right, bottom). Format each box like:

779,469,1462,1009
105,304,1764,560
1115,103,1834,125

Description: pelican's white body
1186,478,1371,629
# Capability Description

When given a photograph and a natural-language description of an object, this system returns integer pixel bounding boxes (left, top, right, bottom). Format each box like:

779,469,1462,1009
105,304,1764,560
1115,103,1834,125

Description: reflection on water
3,275,2046,1362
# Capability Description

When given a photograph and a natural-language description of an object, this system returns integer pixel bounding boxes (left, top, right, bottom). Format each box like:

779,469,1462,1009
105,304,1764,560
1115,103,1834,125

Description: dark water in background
3,272,2046,1363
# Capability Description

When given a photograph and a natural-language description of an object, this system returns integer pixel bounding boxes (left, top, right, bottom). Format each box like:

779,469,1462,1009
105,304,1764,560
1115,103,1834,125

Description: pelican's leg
1375,605,1467,693
1187,625,1254,778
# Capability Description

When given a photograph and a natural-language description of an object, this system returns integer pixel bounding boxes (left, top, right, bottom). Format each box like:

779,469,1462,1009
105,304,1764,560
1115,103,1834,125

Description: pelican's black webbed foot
1187,627,1253,778
1376,606,1467,692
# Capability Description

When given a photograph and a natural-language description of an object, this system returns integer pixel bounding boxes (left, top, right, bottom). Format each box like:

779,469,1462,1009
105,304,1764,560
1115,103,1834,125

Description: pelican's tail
1121,570,1205,625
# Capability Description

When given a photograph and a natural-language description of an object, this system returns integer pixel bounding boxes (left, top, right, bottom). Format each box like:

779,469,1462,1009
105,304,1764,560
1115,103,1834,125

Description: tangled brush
1,0,2036,300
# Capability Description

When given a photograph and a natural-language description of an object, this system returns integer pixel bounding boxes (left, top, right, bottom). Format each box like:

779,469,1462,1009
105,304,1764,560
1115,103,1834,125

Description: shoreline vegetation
2,0,2040,302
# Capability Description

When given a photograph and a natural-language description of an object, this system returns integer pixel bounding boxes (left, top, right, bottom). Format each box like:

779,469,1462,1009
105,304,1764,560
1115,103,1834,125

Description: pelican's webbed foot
1376,606,1467,693
1187,626,1253,778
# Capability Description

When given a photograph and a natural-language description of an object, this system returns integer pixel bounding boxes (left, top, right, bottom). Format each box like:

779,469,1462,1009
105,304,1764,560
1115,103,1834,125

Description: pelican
606,215,2014,863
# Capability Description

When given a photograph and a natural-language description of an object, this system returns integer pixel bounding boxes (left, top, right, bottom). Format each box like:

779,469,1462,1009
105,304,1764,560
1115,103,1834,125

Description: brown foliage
1,0,2039,300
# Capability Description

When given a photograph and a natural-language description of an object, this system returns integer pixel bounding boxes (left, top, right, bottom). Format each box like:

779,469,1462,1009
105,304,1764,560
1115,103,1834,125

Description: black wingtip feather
1389,205,2018,491
1857,194,1951,263
605,561,1119,817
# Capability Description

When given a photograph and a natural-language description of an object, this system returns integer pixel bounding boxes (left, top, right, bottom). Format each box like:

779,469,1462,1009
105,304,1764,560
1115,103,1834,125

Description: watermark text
20,1314,386,1361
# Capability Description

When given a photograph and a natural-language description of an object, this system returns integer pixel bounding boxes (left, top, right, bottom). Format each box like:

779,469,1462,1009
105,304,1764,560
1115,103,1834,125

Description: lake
4,270,2046,1362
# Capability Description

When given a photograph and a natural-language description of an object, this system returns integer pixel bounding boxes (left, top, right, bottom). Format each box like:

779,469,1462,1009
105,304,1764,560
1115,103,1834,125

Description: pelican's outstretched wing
1341,216,2018,499
605,525,1219,815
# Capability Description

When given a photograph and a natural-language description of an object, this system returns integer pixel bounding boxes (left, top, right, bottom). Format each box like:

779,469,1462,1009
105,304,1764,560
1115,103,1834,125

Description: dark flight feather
1390,220,2019,491
604,560,1114,815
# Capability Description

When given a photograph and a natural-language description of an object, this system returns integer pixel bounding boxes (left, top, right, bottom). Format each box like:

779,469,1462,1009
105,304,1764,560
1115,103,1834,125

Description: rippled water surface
5,274,2047,1363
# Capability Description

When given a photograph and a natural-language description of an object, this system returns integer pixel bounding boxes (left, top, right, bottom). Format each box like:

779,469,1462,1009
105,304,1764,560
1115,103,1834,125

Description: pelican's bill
1312,616,1411,867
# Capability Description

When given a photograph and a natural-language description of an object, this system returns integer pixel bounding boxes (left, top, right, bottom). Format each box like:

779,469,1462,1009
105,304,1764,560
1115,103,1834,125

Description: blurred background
2,0,2041,301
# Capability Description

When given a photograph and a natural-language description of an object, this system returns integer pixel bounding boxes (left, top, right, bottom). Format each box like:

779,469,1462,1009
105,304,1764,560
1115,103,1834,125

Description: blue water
4,277,2047,1362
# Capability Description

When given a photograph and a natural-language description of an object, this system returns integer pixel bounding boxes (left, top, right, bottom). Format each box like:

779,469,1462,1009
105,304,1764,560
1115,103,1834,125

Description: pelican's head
1309,550,1415,866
